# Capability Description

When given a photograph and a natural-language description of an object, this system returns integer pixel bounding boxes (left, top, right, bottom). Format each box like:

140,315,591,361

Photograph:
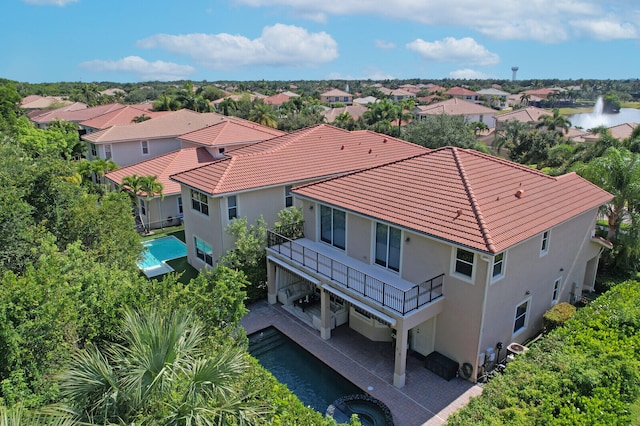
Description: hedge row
448,280,640,425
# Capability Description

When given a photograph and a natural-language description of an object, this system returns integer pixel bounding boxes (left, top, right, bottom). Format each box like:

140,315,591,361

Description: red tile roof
293,147,613,253
179,119,284,147
79,106,169,130
444,86,478,96
31,103,124,124
170,124,428,196
105,147,217,196
415,98,495,116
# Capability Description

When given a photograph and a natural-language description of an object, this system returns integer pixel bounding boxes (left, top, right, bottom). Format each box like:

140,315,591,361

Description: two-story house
82,109,228,167
320,89,354,106
414,98,497,128
265,147,612,388
170,124,427,270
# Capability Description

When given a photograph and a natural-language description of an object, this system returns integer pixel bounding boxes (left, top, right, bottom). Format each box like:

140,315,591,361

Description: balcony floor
242,300,481,426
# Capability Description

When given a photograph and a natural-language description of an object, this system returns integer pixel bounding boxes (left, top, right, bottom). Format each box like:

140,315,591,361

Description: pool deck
241,300,482,426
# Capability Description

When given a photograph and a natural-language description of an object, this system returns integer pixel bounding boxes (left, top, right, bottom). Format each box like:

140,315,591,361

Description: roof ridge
451,147,497,253
246,124,328,156
210,155,237,194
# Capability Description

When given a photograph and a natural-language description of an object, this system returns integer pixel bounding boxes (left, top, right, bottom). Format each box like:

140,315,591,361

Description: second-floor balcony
267,226,443,316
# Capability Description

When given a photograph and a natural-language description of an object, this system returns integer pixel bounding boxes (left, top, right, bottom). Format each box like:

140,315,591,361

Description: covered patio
241,300,481,426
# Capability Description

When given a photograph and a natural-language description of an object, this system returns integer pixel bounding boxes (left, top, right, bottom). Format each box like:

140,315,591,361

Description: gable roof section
170,124,427,196
293,147,613,253
31,103,124,124
495,106,550,124
82,109,227,143
105,147,217,196
179,119,285,147
79,105,169,130
322,104,369,122
321,89,352,97
445,86,478,96
415,98,496,116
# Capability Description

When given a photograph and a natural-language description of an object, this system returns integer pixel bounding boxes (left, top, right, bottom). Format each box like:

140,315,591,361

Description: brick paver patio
241,300,482,426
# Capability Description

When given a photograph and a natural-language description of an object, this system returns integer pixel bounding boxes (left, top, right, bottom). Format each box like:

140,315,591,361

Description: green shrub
543,302,576,331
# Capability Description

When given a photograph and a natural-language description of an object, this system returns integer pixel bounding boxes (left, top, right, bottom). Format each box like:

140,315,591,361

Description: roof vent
383,138,388,143
515,189,524,198
455,209,463,218
341,145,345,150
368,148,373,154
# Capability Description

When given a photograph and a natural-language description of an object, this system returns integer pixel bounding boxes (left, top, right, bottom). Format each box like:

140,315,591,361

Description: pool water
249,327,363,413
137,236,187,273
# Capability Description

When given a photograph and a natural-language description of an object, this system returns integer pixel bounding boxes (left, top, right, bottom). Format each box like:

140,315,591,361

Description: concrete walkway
241,300,482,426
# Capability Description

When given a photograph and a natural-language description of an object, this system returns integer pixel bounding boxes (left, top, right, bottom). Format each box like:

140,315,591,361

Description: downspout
474,254,493,382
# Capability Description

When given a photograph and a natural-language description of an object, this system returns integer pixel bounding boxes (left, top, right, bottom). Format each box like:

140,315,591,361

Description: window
139,199,146,216
513,299,530,334
141,140,149,155
90,143,97,157
191,189,209,216
320,205,346,250
105,144,112,160
454,248,474,278
541,230,550,255
177,196,183,214
227,195,237,220
285,185,293,208
552,277,562,304
194,236,213,266
375,223,401,272
492,252,505,280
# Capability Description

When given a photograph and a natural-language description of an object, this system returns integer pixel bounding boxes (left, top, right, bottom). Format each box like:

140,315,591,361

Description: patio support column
267,260,277,304
319,289,331,340
393,322,408,388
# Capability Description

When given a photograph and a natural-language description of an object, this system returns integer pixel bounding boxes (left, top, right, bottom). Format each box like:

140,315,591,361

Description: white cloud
406,37,500,66
570,18,638,40
375,40,396,49
232,0,640,42
23,0,78,5
79,56,195,81
449,69,492,79
137,24,338,70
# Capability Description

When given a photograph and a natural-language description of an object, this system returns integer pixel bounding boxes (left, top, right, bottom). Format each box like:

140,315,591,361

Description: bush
543,302,576,331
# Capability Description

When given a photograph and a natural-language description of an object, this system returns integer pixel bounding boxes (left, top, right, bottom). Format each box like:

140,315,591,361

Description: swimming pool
137,236,187,278
248,327,393,425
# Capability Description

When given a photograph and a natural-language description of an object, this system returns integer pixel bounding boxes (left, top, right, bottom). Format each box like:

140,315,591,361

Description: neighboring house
100,88,126,97
353,96,378,106
263,92,300,107
321,104,368,123
30,103,125,129
320,89,353,106
170,124,427,270
522,88,558,100
414,98,497,128
476,88,510,109
571,122,639,143
266,147,612,388
79,105,166,135
21,95,76,112
179,119,285,153
444,86,479,102
82,109,228,167
105,147,219,230
494,106,551,132
378,87,416,101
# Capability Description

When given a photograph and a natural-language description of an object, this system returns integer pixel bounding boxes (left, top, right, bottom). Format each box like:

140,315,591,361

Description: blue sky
2,0,639,83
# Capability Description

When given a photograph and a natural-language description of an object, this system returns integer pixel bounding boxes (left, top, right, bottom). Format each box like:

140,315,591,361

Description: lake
569,108,640,129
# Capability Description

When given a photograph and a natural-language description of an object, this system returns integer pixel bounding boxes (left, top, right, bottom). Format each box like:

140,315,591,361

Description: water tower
511,66,519,81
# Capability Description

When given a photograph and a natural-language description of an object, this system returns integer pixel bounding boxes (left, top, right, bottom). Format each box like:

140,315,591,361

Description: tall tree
402,114,476,149
248,102,277,128
536,108,572,135
139,175,164,230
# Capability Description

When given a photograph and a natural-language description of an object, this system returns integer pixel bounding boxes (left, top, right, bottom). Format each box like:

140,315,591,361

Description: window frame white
513,297,531,336
141,140,149,155
284,185,293,208
540,230,550,256
104,144,112,160
177,196,183,215
491,251,506,282
190,189,209,216
90,143,97,157
139,198,146,216
452,247,475,282
194,236,213,266
374,222,401,273
552,276,562,304
320,205,346,250
227,195,238,220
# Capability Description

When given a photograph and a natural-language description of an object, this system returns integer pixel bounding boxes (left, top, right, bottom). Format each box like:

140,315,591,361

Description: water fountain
569,96,640,130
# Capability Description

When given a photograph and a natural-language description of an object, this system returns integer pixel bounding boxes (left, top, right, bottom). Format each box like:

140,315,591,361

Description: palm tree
248,102,277,128
0,404,75,426
573,147,640,242
536,108,572,135
58,308,270,425
494,120,530,154
121,174,143,207
90,158,119,187
131,114,151,123
218,97,237,116
519,93,531,106
139,175,164,230
153,94,181,112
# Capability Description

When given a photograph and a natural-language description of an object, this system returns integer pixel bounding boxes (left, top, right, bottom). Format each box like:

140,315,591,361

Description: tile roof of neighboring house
321,89,353,97
415,98,496,116
522,88,557,99
21,95,74,109
263,93,294,106
294,147,613,254
82,109,228,144
211,93,264,104
100,88,126,96
444,87,478,96
476,88,510,97
495,106,550,124
170,124,427,196
179,119,285,147
321,104,369,123
79,106,170,130
31,103,124,125
105,147,217,196
571,122,639,143
353,96,378,105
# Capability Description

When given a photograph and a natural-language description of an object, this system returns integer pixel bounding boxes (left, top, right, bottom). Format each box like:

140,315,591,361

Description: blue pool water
248,327,363,413
137,236,187,270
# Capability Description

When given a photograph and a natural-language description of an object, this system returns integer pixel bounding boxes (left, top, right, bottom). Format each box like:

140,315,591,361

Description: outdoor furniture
277,280,315,305
424,351,459,381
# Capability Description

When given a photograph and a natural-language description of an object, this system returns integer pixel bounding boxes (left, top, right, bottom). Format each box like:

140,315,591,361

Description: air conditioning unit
506,342,529,356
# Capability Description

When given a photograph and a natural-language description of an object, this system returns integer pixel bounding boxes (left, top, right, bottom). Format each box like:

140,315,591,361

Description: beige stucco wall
480,208,601,355
181,188,223,269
